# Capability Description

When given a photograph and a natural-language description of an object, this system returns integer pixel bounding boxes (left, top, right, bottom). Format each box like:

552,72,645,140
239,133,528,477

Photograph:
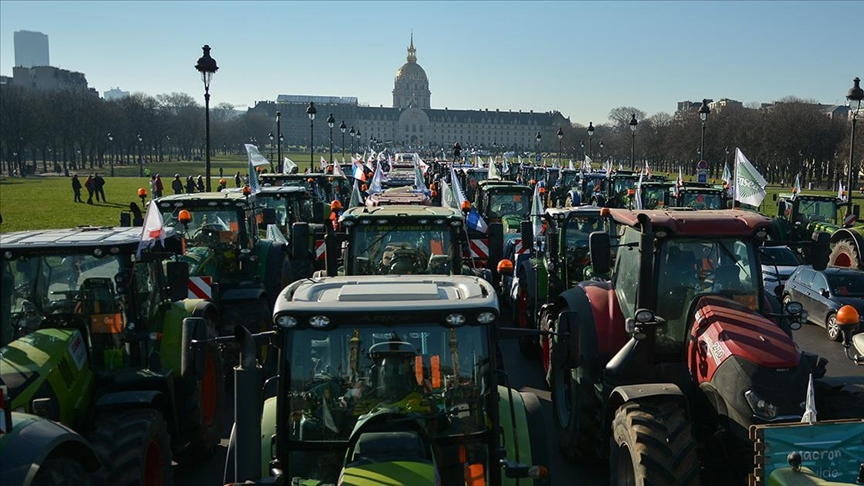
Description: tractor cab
607,171,641,208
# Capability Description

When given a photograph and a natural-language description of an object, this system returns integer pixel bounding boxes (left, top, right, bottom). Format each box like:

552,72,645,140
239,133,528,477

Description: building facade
103,87,130,100
14,30,49,68
11,65,97,96
249,37,569,155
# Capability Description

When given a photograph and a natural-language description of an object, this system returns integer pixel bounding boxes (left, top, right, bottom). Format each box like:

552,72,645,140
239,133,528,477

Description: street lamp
349,127,356,155
698,99,711,164
557,127,563,165
268,131,275,172
587,122,595,159
306,101,317,172
356,129,362,153
195,45,218,191
107,132,114,177
276,111,282,172
327,113,335,165
535,132,542,165
580,141,585,162
629,114,638,170
137,134,143,177
340,121,347,162
845,77,863,217
599,140,604,163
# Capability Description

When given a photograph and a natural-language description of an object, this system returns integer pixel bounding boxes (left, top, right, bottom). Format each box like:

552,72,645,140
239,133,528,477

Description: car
783,265,864,341
759,245,802,297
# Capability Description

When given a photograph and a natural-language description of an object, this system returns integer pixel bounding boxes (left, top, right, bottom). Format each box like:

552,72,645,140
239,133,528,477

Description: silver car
759,245,801,298
783,266,864,341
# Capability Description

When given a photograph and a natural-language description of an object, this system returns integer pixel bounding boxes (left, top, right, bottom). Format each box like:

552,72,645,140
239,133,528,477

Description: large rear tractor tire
88,409,172,486
609,400,700,486
173,317,225,463
32,457,93,486
521,391,552,484
828,239,861,269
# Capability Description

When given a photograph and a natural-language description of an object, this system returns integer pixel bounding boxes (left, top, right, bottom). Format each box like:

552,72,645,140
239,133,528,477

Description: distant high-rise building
14,30,49,68
103,87,130,100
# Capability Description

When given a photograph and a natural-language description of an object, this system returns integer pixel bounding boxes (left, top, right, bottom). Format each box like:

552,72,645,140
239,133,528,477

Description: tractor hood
690,295,800,381
339,460,438,485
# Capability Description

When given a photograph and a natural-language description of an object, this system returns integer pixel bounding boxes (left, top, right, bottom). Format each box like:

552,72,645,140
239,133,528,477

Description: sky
1,1,862,126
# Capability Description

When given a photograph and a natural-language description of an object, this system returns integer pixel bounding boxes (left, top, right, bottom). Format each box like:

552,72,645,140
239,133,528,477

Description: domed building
253,35,570,157
392,34,430,109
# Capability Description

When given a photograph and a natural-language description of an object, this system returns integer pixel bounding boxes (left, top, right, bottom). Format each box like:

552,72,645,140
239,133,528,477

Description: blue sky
1,1,862,126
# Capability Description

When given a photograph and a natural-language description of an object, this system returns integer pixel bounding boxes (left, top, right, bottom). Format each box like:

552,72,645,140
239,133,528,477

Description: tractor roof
257,186,311,197
609,208,772,237
477,180,518,188
0,226,168,253
544,206,605,219
341,204,463,221
157,192,253,205
274,275,497,320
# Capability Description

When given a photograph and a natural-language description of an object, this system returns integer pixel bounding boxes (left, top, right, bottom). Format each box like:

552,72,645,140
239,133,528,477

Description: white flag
838,181,847,202
440,180,457,208
734,148,768,207
283,157,297,174
568,159,575,171
801,373,817,424
137,200,166,257
320,156,328,170
244,144,270,167
634,171,644,210
332,162,347,178
531,182,544,240
502,156,510,175
488,158,501,180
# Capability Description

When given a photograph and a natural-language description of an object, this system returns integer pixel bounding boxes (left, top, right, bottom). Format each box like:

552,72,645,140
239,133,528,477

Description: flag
502,156,510,175
488,158,501,180
568,159,575,171
352,160,367,181
721,162,732,191
531,182,544,239
793,173,802,197
283,157,297,174
244,144,270,167
413,159,428,193
137,200,166,257
634,170,644,210
673,166,683,198
332,162,347,178
734,148,768,207
475,155,482,168
348,179,364,208
248,158,261,194
801,373,817,424
320,156,328,171
368,165,385,193
450,166,488,233
440,180,458,208
838,181,846,202
644,161,651,178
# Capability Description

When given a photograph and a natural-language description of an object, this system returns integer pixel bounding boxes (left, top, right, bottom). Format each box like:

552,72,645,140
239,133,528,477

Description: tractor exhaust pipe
233,325,262,482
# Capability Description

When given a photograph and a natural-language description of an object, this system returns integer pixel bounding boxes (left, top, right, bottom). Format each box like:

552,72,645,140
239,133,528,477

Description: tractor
565,172,609,207
182,274,550,485
547,168,581,207
473,179,533,247
770,193,864,270
0,226,225,484
254,184,328,276
538,209,863,484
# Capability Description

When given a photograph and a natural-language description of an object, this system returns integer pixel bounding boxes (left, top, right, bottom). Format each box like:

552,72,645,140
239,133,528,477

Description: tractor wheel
551,357,598,462
825,313,842,342
828,239,861,269
520,391,552,483
516,283,538,359
32,457,93,486
609,400,700,486
565,195,574,207
89,409,172,486
173,317,225,463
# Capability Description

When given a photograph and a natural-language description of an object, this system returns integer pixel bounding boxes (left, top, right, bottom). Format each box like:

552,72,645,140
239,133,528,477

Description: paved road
175,313,861,486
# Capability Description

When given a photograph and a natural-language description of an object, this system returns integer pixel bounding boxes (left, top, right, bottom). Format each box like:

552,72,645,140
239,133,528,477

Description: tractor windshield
560,171,580,187
487,192,530,219
655,237,761,346
160,205,249,250
349,224,455,275
641,186,668,209
797,199,837,224
680,192,723,210
282,323,490,482
257,195,314,227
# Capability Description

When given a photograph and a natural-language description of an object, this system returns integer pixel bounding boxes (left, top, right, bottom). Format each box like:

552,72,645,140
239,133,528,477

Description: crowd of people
70,173,107,204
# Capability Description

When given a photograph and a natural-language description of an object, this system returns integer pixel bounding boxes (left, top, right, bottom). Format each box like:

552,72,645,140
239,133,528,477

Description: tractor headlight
784,301,803,315
476,312,496,324
276,315,298,328
445,313,467,327
744,389,778,420
308,315,330,328
635,309,655,323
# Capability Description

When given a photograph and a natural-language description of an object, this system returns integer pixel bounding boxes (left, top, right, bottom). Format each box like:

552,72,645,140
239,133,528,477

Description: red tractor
539,208,861,484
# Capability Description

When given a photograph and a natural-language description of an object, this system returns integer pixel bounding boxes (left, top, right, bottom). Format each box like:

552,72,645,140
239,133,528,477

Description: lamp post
340,121,346,162
599,140,604,164
349,127,356,155
587,122,595,160
268,131,275,172
195,45,218,191
557,127,563,165
276,111,282,172
137,134,143,177
845,77,863,217
327,113,335,165
698,99,711,165
629,114,638,170
535,132,542,165
356,129,362,153
107,133,114,177
306,101,317,172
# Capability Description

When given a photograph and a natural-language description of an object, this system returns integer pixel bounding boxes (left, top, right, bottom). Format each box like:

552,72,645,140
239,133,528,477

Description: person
219,167,224,179
186,175,196,194
153,174,164,198
93,172,106,202
234,171,242,188
172,174,183,195
71,174,83,203
196,175,205,192
85,175,95,204
218,178,227,191
149,175,157,197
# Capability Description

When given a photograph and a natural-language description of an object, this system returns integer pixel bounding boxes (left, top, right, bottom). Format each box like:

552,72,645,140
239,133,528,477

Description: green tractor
473,179,533,247
0,226,225,484
770,193,864,270
182,274,550,485
155,192,291,349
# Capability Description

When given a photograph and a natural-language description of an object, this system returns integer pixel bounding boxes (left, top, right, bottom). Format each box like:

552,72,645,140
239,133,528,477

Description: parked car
783,266,864,341
759,245,801,297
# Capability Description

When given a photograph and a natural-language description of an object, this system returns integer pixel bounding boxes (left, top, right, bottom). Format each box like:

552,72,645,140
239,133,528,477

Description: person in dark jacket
186,175,196,194
196,175,205,192
85,175,95,204
71,174,83,203
153,174,164,198
234,171,242,188
93,172,106,202
172,174,183,194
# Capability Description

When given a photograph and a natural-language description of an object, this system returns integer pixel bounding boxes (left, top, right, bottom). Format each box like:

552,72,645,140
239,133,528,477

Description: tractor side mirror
262,208,277,226
811,231,830,271
519,220,534,255
166,261,189,302
589,231,611,276
777,200,786,217
181,317,207,379
291,222,310,261
772,193,778,202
